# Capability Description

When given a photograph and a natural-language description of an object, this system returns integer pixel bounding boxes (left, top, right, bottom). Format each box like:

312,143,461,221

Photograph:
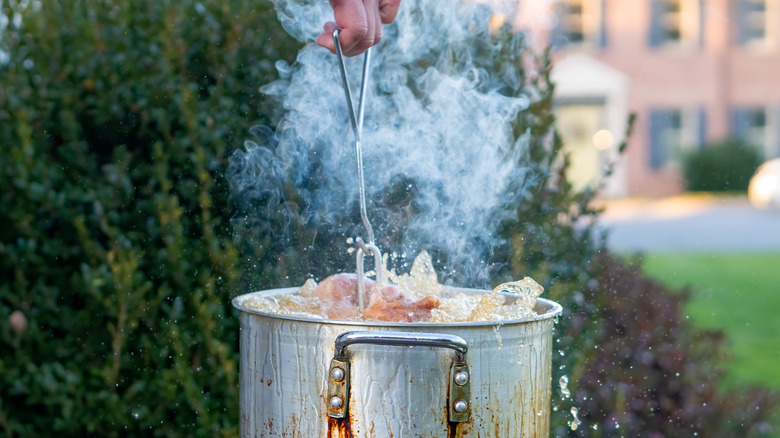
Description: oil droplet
559,375,570,399
492,325,503,349
569,407,581,431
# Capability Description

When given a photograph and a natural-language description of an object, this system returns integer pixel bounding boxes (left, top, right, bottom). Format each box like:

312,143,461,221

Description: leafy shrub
683,139,763,192
0,0,298,436
571,255,777,436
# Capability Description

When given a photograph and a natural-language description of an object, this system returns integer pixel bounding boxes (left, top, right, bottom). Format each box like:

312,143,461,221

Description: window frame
552,0,607,50
648,0,703,49
649,107,707,171
736,0,777,48
731,106,777,159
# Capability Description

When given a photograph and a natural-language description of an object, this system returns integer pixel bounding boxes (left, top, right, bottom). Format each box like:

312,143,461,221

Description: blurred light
489,13,506,32
592,129,614,150
748,158,780,208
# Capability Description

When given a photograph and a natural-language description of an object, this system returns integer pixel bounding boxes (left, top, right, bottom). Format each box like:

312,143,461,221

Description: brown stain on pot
327,418,460,437
327,416,354,438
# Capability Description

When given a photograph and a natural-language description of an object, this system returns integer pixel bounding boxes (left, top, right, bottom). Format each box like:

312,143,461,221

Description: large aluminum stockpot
233,286,562,437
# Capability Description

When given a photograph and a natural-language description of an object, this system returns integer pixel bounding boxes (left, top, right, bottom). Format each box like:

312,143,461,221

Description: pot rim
232,286,562,327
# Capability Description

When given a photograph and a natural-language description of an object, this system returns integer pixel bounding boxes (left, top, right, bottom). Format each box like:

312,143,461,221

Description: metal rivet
330,367,345,382
453,399,468,413
329,395,344,409
454,370,469,386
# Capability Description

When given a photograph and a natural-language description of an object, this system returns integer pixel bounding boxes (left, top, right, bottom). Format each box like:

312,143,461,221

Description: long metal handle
333,29,375,246
333,29,381,314
327,331,471,423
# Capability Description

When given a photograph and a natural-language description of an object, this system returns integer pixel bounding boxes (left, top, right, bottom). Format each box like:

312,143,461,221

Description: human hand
316,0,401,56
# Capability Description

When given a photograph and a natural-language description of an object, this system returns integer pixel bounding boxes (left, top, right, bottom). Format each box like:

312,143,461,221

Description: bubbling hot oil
242,251,544,323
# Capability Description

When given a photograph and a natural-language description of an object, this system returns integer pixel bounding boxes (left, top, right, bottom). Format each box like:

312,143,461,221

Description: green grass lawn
638,252,780,391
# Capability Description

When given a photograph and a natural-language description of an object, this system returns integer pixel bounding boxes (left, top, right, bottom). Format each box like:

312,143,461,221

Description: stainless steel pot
233,286,562,437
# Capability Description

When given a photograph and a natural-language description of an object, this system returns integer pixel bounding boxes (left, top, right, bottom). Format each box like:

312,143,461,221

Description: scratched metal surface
235,287,561,437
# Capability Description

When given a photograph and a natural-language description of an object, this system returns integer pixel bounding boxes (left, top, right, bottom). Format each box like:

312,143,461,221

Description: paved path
596,194,780,252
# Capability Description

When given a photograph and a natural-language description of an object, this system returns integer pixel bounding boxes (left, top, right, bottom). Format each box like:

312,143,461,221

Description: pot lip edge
232,287,563,327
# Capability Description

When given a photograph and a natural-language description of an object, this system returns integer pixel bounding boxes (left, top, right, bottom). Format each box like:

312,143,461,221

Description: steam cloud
228,0,538,286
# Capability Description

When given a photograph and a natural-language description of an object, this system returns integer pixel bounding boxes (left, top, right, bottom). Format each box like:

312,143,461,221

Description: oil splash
569,406,581,431
243,251,544,323
559,375,570,399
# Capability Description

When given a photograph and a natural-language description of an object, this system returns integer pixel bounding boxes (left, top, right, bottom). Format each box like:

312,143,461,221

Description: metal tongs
333,29,383,312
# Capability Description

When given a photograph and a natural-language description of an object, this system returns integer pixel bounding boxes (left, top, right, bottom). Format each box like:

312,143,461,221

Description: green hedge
683,139,763,192
0,0,298,435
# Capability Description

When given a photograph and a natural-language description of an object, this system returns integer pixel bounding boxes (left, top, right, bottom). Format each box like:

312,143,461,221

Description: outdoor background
1,0,779,437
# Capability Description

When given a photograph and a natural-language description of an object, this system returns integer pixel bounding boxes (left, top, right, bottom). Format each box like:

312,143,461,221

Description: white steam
229,0,539,285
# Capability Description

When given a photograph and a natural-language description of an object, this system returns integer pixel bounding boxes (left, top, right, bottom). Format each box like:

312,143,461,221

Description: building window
649,108,707,170
552,0,606,49
649,0,702,48
731,107,780,158
736,0,772,45
732,108,766,149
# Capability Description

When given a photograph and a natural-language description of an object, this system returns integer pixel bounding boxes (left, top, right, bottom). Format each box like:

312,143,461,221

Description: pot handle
326,330,471,423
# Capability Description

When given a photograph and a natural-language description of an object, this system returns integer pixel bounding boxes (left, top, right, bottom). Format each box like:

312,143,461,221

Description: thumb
378,0,400,24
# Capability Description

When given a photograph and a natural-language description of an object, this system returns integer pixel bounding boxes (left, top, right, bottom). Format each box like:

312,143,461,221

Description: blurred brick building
509,0,780,197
